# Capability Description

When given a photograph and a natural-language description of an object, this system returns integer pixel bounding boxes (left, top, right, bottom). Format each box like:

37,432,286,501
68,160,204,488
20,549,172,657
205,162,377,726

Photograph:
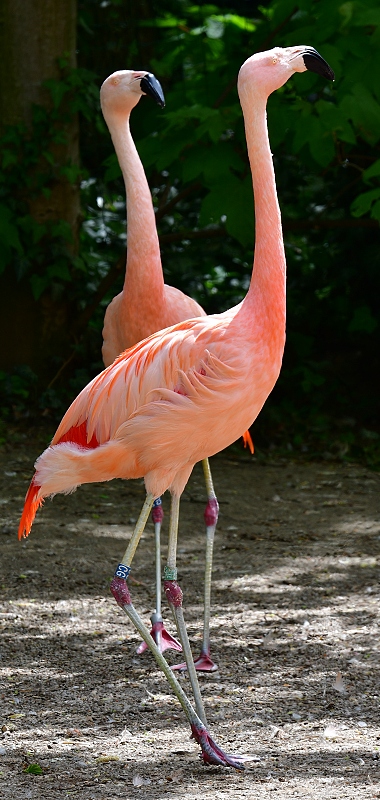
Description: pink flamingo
100,69,250,669
18,46,333,768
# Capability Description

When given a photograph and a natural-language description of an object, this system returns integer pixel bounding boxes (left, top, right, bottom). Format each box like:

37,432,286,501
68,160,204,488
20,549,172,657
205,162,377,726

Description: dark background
0,0,379,464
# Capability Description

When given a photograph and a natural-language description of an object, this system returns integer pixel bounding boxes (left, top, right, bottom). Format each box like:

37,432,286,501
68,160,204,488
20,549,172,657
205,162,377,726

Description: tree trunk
0,0,80,377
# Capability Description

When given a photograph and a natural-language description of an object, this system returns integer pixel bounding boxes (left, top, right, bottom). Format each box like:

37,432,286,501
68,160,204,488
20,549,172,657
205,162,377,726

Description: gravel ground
0,428,379,799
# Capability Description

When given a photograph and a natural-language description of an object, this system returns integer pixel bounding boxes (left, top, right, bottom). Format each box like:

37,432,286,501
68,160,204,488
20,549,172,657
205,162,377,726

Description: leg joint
164,580,183,608
152,496,164,524
110,576,131,607
204,497,219,527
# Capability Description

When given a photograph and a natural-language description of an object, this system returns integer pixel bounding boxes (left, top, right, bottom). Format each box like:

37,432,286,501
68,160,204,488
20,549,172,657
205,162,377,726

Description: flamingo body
18,45,335,769
19,303,282,538
102,284,205,367
100,71,206,369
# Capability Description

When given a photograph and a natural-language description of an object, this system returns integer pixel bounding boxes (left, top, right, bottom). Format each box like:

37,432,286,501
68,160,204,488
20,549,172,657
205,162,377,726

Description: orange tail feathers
18,480,43,540
242,430,254,454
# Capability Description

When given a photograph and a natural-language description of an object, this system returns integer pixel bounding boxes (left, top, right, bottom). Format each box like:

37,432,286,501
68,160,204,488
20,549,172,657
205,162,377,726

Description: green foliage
0,59,99,297
23,763,43,775
0,204,23,272
1,0,379,464
0,366,38,419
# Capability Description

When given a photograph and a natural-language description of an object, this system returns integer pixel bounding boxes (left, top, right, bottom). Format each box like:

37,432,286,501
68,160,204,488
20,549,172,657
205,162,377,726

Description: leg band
114,563,131,580
163,565,177,581
152,497,164,524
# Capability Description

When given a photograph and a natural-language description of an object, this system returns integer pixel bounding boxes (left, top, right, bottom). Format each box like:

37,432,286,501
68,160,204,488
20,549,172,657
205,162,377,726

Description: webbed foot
191,723,246,770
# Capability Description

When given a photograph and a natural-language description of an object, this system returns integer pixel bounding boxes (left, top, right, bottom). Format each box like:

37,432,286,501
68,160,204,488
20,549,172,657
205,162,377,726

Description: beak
140,73,165,107
302,47,335,81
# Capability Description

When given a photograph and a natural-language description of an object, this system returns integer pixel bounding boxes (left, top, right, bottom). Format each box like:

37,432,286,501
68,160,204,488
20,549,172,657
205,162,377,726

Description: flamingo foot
191,723,245,770
172,649,218,673
136,614,182,655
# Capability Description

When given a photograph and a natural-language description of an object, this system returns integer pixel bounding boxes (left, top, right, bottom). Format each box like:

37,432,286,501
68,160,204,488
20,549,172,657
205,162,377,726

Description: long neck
240,90,286,328
106,111,164,302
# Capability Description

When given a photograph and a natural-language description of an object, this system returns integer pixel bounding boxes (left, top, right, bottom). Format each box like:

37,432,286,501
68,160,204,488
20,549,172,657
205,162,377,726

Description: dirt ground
0,428,379,799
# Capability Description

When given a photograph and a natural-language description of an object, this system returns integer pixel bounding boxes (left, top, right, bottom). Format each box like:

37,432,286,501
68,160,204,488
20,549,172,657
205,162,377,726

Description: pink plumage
18,47,306,539
18,45,335,770
19,304,278,538
99,70,206,368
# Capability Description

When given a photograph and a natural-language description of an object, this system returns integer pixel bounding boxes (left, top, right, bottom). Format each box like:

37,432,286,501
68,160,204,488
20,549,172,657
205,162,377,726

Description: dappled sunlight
1,451,380,797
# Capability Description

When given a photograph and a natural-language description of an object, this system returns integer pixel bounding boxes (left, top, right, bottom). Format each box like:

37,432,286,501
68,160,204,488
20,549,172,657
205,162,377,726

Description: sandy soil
0,428,379,799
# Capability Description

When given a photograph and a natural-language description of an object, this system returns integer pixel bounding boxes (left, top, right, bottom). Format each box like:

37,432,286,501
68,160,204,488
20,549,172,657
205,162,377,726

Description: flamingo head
100,70,165,117
238,45,334,100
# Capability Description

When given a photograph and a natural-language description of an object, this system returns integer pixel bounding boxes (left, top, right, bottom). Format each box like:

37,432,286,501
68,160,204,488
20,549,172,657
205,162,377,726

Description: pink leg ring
164,580,183,608
204,497,219,527
110,576,131,607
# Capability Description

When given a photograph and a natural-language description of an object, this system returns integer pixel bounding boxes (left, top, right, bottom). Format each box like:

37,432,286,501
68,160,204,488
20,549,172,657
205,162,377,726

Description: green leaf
140,14,186,28
44,78,69,108
2,150,18,169
267,101,291,148
201,142,244,183
339,1,355,27
50,220,73,242
23,764,43,775
42,150,55,166
351,187,380,217
292,113,335,167
348,305,378,334
370,199,380,221
196,110,226,143
181,147,203,182
309,130,335,167
156,132,194,171
352,6,380,26
47,262,72,282
0,205,22,252
315,100,356,145
200,173,253,246
363,159,380,183
103,153,121,183
0,204,23,273
213,13,256,31
340,84,380,145
30,275,49,300
60,164,81,184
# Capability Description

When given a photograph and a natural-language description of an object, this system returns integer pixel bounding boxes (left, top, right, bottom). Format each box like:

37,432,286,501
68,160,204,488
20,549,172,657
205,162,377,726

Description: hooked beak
140,73,165,107
302,47,335,81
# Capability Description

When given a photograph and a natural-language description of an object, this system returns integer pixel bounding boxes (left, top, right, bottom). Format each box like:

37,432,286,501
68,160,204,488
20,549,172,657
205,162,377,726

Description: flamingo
18,46,334,768
100,68,249,670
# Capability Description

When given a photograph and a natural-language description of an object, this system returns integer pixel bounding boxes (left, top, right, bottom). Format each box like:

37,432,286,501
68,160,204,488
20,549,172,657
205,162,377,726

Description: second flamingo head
100,69,165,119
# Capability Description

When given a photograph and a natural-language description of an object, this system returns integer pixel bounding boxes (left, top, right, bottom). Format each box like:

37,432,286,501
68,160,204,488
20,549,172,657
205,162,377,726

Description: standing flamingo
18,46,334,768
100,68,240,670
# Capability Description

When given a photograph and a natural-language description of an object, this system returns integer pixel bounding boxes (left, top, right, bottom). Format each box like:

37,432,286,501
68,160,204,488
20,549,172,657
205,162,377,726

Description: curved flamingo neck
106,110,164,302
240,88,286,329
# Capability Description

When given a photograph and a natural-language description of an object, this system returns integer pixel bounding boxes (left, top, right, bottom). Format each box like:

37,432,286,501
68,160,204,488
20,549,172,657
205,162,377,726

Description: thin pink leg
136,497,182,655
111,576,245,769
173,459,219,673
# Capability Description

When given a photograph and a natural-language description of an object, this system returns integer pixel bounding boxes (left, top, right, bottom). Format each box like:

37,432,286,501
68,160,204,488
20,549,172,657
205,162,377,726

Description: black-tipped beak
302,47,335,81
140,73,165,108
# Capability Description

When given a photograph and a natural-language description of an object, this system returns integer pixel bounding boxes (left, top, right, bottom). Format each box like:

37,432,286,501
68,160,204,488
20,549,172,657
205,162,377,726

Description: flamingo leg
164,495,207,725
110,493,245,769
111,577,245,769
172,458,219,673
136,498,182,655
118,493,154,570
